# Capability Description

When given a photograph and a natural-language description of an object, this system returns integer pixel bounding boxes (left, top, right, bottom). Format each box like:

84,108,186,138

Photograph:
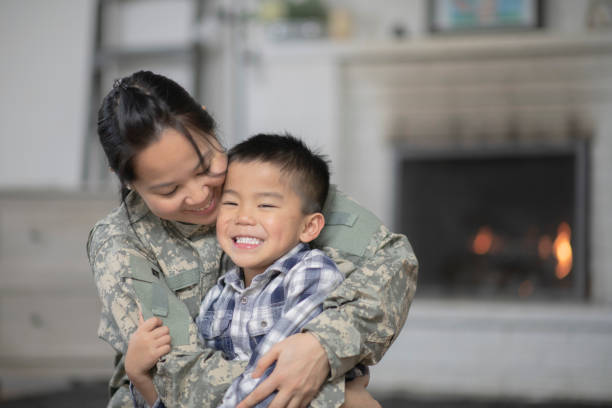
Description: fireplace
396,141,589,300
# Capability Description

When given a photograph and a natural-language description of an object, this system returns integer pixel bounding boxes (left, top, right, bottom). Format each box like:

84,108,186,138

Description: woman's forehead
134,128,211,180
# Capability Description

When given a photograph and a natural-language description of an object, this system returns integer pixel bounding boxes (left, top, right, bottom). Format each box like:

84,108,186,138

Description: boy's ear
299,213,325,243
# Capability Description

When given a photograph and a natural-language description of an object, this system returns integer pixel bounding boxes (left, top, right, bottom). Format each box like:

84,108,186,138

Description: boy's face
216,160,313,278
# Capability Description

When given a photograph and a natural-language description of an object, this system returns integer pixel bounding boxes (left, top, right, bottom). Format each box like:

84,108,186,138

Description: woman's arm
90,187,417,408
307,225,418,378
235,189,418,408
306,187,418,378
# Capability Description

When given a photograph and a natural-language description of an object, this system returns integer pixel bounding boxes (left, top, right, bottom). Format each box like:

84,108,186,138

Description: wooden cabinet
0,192,117,381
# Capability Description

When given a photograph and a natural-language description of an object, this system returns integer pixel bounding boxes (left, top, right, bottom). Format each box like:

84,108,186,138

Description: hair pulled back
97,70,220,199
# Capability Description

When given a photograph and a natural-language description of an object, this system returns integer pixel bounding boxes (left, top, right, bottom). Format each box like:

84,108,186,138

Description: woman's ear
299,213,325,243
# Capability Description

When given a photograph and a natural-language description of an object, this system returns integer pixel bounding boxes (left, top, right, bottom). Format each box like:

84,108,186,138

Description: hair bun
113,78,128,91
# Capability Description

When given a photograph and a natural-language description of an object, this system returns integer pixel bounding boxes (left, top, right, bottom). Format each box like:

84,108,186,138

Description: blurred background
1,0,612,406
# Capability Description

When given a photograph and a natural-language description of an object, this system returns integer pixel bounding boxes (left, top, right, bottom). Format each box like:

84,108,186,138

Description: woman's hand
236,332,329,408
342,374,381,408
125,315,171,381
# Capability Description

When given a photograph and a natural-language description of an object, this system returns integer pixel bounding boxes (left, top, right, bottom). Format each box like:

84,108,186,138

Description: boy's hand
125,315,171,381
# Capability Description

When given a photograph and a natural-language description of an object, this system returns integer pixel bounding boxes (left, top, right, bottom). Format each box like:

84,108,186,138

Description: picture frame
587,0,612,30
429,0,544,34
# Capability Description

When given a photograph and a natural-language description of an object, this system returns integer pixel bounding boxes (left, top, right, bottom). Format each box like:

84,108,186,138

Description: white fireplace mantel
248,32,612,63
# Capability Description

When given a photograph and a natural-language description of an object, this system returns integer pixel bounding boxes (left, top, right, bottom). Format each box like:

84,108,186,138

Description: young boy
126,134,368,407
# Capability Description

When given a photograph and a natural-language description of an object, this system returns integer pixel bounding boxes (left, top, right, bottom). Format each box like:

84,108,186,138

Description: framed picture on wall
430,0,543,33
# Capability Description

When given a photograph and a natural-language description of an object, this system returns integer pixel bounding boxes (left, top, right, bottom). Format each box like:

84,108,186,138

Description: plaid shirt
196,243,343,408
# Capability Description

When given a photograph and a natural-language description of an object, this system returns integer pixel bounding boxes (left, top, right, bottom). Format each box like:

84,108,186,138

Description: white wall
0,0,96,189
591,100,612,303
0,0,592,190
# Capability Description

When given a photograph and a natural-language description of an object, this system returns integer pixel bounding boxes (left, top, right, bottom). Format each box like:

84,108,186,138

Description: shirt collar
220,242,310,287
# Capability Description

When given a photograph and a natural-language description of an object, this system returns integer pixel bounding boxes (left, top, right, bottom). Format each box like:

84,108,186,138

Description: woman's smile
184,195,217,214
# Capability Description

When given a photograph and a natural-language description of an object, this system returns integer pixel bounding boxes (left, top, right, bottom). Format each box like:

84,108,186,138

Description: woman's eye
159,187,178,197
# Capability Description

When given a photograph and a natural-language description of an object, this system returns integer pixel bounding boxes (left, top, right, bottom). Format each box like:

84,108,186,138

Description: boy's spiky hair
227,133,330,214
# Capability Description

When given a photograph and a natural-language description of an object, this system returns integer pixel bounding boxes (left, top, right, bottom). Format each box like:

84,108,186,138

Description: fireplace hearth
396,141,588,300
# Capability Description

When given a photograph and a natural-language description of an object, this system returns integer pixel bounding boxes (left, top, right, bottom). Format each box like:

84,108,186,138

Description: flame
537,235,553,260
553,222,573,279
473,226,493,255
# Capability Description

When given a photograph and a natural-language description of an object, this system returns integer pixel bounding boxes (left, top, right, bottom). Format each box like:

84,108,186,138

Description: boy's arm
125,316,171,407
218,252,343,408
89,230,247,408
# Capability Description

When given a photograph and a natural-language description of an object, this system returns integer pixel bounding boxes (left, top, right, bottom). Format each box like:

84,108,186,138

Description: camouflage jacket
87,186,418,407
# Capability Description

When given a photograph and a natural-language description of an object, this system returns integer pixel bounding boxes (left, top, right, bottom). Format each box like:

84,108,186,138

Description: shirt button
260,321,268,328
240,296,248,305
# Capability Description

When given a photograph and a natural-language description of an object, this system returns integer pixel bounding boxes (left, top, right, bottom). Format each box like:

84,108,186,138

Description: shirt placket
231,286,253,360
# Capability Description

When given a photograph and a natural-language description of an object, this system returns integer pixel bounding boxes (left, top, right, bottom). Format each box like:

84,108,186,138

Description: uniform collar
124,190,150,222
322,184,338,217
125,190,212,238
168,219,212,238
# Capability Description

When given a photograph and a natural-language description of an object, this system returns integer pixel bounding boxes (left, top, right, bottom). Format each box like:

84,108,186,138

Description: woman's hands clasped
237,332,381,408
236,332,329,408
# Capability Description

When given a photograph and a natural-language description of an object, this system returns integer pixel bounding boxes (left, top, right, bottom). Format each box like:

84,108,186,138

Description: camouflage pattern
308,187,419,379
88,187,418,407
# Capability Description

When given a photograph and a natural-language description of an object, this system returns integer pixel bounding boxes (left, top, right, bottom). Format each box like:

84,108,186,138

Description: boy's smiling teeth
234,236,263,245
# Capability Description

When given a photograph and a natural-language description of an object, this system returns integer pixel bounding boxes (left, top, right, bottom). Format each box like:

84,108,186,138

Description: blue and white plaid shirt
196,242,343,408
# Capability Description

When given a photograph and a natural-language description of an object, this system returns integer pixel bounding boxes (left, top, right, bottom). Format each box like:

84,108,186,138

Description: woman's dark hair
97,70,222,200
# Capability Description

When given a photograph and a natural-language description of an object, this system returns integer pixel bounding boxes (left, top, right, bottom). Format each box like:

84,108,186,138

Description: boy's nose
236,208,255,225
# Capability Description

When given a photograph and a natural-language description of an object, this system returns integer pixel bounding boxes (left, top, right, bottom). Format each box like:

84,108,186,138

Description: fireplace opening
396,143,588,300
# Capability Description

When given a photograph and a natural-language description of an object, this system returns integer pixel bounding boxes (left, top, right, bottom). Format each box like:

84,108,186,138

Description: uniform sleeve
88,226,246,408
218,254,344,408
304,224,418,380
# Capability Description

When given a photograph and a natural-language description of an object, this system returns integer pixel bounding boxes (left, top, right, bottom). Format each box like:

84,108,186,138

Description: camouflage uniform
88,186,418,407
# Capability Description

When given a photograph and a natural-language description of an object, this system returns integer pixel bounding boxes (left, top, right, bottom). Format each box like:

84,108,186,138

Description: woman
88,70,418,408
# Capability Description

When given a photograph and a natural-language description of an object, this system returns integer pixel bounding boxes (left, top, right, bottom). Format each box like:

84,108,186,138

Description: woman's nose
184,180,208,206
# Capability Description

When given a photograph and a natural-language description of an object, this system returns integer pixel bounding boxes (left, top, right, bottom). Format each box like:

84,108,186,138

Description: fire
553,222,573,279
473,226,493,255
537,235,553,260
